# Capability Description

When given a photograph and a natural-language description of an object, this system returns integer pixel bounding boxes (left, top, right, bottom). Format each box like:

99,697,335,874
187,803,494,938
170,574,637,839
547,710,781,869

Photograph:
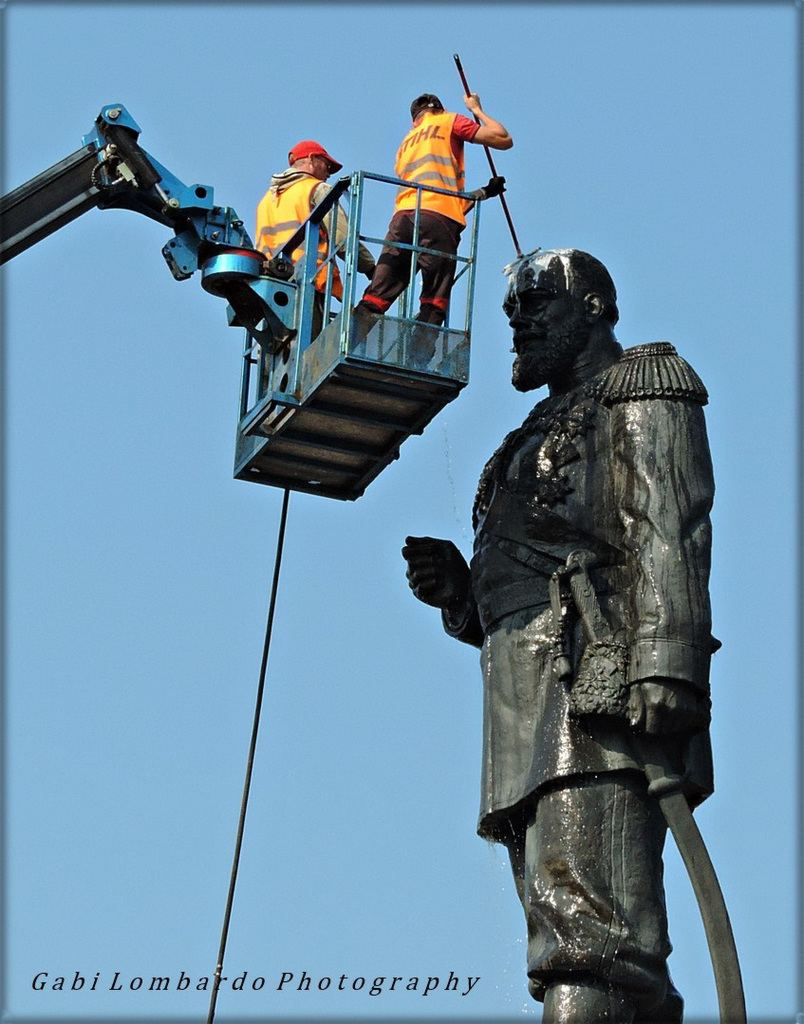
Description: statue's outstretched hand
402,536,471,610
628,678,711,736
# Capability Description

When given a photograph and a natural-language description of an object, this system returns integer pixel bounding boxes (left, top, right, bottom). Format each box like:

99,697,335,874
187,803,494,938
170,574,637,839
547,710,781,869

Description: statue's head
503,249,619,393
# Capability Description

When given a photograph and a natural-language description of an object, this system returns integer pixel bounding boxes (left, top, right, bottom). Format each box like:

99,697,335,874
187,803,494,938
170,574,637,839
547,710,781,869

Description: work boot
407,324,437,369
350,303,379,353
407,307,443,369
542,981,635,1023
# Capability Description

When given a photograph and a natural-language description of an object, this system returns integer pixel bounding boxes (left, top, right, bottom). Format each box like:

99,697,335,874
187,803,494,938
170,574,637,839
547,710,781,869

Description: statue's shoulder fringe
587,342,709,406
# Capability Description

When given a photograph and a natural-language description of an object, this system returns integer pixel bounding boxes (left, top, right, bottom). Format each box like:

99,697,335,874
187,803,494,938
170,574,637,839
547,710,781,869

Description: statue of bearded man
403,249,718,1022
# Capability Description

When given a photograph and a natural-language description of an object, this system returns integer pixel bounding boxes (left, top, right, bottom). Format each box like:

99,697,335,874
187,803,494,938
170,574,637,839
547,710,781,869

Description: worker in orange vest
354,93,512,366
256,140,375,338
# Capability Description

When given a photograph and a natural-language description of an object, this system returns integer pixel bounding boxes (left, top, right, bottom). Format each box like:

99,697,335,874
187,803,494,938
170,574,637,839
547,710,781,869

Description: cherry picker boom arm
0,103,303,359
0,103,252,278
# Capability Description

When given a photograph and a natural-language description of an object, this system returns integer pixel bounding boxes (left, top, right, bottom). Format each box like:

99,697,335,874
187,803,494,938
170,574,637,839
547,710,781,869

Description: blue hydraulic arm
0,103,301,349
1,103,252,278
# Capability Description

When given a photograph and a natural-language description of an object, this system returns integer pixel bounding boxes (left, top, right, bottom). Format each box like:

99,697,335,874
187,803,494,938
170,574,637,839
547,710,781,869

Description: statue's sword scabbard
560,549,747,1024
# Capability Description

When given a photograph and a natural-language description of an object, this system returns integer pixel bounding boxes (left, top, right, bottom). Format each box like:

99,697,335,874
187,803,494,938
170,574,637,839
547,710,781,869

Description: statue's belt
551,549,746,1024
473,536,616,634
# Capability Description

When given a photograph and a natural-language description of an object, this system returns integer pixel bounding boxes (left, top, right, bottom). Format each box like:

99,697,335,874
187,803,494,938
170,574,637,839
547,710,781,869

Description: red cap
287,140,342,173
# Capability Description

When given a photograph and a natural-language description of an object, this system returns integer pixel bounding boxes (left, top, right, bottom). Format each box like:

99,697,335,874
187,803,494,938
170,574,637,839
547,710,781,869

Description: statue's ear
584,292,604,321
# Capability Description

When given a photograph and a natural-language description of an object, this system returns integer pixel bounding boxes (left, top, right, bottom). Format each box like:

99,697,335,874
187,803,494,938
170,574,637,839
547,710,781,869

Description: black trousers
357,209,463,325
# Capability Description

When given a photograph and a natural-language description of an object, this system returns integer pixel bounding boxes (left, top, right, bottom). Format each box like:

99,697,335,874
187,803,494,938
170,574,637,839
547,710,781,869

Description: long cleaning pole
453,53,522,257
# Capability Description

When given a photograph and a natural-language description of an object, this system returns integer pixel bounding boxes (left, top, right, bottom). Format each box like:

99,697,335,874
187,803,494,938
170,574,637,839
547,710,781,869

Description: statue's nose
509,309,528,329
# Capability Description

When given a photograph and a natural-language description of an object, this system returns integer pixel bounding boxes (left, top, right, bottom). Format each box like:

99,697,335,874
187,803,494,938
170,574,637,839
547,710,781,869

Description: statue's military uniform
443,342,717,1010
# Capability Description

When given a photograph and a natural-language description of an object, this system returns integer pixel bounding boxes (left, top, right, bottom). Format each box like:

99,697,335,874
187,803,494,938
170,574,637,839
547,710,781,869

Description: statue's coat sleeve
609,396,715,694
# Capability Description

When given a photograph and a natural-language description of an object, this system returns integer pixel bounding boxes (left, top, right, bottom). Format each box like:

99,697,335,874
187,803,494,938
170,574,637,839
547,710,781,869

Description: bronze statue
403,249,722,1022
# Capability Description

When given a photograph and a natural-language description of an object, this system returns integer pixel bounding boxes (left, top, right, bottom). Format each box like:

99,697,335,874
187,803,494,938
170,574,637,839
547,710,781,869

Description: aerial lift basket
224,171,481,501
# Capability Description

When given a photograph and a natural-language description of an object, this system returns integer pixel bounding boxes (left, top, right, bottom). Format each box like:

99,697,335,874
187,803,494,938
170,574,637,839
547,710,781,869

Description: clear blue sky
3,2,800,1021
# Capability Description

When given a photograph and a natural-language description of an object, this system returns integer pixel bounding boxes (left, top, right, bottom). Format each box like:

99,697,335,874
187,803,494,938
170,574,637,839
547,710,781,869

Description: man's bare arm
464,93,513,150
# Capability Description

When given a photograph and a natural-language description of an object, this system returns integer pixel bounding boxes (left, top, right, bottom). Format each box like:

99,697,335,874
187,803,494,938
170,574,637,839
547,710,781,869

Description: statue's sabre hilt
563,549,606,640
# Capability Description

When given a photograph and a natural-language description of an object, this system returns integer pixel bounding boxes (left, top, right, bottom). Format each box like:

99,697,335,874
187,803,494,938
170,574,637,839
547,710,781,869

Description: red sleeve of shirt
451,114,481,142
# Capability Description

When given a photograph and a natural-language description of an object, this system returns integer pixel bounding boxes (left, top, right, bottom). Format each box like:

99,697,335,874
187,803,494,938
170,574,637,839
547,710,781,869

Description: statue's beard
511,325,588,393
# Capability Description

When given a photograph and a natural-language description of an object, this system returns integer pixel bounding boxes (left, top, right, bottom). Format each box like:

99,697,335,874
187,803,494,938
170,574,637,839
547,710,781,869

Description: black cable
207,487,291,1024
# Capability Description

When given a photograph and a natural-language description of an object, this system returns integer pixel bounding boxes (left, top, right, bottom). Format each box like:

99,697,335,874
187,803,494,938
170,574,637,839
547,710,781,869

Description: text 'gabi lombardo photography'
31,968,482,999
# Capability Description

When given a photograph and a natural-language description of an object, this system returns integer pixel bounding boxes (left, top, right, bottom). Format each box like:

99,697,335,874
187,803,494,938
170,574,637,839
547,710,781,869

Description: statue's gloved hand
402,536,471,610
628,678,711,736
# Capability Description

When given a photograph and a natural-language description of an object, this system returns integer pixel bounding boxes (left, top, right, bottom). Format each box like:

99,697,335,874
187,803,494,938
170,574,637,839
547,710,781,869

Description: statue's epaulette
587,342,708,406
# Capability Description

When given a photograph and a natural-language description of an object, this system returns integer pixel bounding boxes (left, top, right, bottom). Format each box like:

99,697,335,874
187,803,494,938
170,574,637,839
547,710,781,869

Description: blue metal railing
239,169,480,426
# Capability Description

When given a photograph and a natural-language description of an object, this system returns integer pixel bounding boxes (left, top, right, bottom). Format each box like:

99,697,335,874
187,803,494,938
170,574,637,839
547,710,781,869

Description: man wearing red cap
256,140,375,337
354,92,512,366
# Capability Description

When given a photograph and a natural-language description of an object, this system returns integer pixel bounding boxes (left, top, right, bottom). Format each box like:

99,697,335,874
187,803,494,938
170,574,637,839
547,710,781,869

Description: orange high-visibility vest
255,177,343,299
394,112,467,226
